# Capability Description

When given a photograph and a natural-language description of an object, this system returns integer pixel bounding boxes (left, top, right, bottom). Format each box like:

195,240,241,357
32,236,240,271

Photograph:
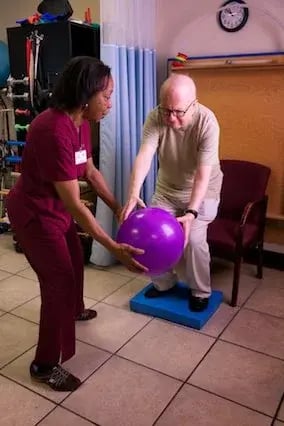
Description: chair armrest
240,196,268,227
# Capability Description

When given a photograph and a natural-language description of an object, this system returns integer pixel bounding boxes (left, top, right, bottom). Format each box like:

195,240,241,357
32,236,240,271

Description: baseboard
244,249,284,271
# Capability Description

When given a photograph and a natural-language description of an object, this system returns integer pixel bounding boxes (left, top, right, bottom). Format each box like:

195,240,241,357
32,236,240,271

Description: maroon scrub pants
12,217,85,365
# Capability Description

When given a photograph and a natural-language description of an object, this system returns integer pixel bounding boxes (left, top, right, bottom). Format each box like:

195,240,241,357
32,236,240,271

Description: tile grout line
243,306,284,321
0,344,37,371
34,404,100,426
34,406,58,426
1,255,282,423
218,338,284,362
89,264,139,280
271,391,284,425
0,268,32,282
0,343,277,426
59,354,117,406
188,382,275,420
0,371,62,406
152,335,221,425
152,381,186,425
75,338,113,355
237,281,263,309
98,275,146,303
152,298,254,422
114,353,184,383
112,317,155,355
4,295,41,316
82,274,137,305
1,352,106,425
184,339,220,383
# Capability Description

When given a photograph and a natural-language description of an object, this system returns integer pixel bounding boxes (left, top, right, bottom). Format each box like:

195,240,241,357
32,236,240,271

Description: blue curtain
90,45,157,266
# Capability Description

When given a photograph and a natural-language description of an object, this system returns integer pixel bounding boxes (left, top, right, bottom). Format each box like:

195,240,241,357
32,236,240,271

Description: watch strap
184,208,198,218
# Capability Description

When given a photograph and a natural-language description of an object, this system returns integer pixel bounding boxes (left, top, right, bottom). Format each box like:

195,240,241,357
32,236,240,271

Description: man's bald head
160,74,196,106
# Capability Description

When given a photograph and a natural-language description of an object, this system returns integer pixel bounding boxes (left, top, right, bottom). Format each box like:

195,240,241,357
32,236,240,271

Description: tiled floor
0,232,283,426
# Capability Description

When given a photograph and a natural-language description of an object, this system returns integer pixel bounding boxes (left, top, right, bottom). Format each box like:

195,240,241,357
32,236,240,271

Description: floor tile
11,296,97,324
0,275,39,311
278,399,284,421
118,319,214,380
63,355,181,426
189,341,284,416
221,308,284,359
156,384,272,426
211,266,259,306
17,266,38,281
38,407,93,425
76,302,151,352
0,269,12,282
0,375,54,426
63,341,112,382
245,286,284,318
104,276,150,309
83,266,131,300
260,268,284,288
0,310,5,317
274,421,284,425
199,303,239,337
99,262,141,279
0,233,14,252
0,247,9,256
0,314,38,368
1,341,110,404
0,251,29,273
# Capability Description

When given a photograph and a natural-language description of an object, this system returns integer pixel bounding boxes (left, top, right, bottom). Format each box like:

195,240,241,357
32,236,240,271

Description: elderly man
121,74,223,312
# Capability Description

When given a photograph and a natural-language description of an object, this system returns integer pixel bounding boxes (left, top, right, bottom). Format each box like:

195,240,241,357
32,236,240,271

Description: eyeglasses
158,99,197,118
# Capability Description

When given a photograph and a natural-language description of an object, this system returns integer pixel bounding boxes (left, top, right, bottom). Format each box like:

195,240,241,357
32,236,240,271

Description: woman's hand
112,243,148,273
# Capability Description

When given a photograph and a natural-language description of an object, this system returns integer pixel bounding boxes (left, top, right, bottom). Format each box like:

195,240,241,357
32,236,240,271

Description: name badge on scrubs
75,149,87,165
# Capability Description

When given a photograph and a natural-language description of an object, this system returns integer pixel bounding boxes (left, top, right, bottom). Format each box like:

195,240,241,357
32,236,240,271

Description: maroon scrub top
8,108,92,233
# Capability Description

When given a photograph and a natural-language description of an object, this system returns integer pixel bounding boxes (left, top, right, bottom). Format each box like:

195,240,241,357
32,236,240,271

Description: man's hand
113,243,148,273
177,213,195,247
120,196,146,223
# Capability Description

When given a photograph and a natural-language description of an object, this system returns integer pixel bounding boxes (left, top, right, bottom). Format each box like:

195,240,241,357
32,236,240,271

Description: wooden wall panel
172,64,284,219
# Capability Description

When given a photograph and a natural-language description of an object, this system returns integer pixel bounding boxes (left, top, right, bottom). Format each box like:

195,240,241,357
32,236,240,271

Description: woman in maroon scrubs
7,57,146,392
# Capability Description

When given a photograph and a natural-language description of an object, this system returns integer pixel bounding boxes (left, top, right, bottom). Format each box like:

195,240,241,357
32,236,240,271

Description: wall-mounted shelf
168,52,284,73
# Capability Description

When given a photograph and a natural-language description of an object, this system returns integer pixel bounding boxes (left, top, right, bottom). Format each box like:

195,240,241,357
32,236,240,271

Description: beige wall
0,0,100,41
156,0,284,85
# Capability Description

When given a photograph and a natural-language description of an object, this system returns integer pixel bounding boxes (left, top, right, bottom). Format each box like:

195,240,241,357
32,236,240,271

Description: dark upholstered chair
207,159,271,307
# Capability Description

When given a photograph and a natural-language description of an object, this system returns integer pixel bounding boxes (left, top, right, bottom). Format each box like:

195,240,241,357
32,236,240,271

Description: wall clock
218,0,249,32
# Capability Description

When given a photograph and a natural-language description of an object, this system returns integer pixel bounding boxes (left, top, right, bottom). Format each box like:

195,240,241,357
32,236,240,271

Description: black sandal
76,309,97,321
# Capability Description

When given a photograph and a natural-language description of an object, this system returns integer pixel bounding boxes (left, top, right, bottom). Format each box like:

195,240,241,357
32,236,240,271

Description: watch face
218,0,249,32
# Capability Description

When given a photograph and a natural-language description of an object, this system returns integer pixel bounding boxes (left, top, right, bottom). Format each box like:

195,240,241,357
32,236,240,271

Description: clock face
218,0,249,32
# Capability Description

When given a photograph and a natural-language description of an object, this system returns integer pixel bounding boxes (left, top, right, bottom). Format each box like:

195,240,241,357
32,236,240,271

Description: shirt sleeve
197,114,220,166
35,130,77,182
141,109,160,150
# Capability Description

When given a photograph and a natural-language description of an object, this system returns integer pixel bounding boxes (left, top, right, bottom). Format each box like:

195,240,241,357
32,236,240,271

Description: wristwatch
184,208,198,219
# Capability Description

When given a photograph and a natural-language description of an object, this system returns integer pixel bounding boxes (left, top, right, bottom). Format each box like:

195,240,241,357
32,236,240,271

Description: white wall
156,0,284,85
0,0,100,42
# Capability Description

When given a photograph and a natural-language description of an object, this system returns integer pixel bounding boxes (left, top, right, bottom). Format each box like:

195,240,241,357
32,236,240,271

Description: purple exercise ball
117,207,185,276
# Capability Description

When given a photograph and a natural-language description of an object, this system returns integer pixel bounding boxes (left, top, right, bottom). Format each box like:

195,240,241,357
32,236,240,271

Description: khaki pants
151,193,219,298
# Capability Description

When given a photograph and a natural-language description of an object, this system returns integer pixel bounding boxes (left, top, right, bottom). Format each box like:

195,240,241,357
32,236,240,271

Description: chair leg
256,240,263,279
231,255,242,307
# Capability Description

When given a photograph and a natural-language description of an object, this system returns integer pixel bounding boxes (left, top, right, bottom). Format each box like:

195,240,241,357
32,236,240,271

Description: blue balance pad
130,283,223,330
